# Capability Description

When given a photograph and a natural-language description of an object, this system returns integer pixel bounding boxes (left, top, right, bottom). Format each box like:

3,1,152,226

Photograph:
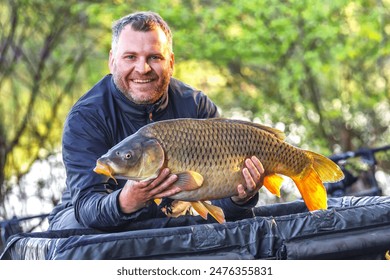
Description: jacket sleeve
212,194,259,221
195,91,220,119
62,110,159,230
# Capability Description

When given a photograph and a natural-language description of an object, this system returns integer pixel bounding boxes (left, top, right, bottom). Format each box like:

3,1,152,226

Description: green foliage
0,0,107,214
164,0,390,155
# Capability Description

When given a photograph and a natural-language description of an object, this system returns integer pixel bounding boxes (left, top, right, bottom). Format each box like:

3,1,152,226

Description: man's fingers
141,168,171,189
148,173,179,197
246,157,263,181
153,184,181,199
236,184,248,199
243,165,256,191
250,156,265,175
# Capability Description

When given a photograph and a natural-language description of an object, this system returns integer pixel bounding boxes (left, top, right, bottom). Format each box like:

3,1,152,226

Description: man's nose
135,58,151,74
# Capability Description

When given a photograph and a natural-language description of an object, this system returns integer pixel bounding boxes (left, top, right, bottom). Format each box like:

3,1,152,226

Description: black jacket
49,74,258,230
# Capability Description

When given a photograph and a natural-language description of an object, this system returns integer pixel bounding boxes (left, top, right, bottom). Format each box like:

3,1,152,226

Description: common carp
94,118,344,223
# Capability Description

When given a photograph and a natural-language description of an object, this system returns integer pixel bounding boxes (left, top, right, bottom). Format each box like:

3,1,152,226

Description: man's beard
113,73,170,105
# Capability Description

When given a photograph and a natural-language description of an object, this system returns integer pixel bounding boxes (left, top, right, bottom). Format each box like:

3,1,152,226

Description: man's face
109,25,174,104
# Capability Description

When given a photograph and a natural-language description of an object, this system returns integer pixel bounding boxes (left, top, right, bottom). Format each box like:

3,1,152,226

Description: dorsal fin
208,118,286,140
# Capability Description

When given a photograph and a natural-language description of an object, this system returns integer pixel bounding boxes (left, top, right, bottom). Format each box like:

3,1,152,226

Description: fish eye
114,151,132,160
125,153,132,159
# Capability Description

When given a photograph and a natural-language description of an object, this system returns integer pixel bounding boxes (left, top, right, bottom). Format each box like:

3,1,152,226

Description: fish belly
168,168,243,201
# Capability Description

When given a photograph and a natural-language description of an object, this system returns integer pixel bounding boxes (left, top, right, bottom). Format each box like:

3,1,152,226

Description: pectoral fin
263,173,283,197
173,171,204,191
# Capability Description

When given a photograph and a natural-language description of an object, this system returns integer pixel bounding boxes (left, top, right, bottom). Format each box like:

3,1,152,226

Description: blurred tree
161,0,390,155
0,0,105,218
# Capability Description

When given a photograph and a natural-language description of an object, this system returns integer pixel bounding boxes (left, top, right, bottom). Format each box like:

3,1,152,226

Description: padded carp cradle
1,196,390,260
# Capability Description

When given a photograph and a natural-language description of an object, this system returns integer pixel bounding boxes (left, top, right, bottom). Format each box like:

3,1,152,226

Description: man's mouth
132,79,153,84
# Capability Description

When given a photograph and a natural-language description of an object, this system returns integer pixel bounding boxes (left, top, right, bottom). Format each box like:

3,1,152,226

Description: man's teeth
133,79,152,83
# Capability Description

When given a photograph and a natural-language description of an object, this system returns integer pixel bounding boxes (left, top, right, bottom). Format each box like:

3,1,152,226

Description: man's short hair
111,11,173,53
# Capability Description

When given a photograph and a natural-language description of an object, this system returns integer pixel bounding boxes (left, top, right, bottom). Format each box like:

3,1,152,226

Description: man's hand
118,168,180,214
231,156,265,205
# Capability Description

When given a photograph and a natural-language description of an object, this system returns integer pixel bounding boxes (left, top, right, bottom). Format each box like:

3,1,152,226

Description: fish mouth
93,161,118,184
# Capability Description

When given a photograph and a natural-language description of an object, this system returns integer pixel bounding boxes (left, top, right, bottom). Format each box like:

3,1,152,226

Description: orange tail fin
305,150,344,183
291,150,345,211
292,168,328,211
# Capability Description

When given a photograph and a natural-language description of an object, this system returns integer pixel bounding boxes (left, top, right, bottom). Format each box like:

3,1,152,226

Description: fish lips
93,160,118,184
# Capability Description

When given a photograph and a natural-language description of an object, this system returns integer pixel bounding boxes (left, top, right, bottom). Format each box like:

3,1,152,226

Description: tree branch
6,21,67,154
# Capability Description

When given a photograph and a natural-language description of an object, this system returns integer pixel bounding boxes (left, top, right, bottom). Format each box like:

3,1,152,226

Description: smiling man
109,19,174,105
48,11,264,231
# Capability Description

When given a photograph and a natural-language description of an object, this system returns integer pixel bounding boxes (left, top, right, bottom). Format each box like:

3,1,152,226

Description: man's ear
169,52,175,76
108,50,114,73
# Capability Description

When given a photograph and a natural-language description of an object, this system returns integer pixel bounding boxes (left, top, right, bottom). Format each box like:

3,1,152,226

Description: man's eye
150,56,162,61
126,55,136,60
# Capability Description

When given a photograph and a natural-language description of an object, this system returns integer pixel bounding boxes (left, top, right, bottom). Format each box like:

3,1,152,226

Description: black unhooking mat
1,196,390,260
